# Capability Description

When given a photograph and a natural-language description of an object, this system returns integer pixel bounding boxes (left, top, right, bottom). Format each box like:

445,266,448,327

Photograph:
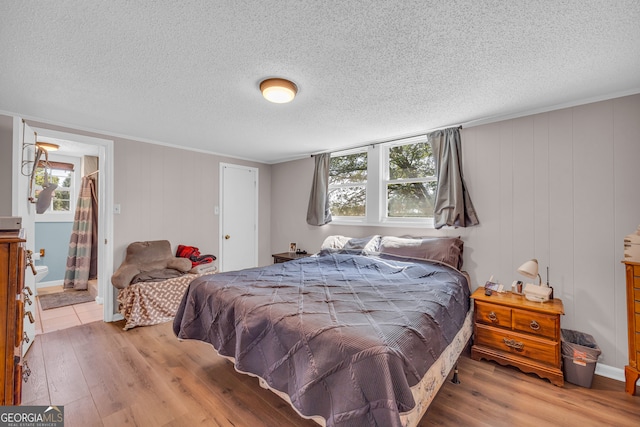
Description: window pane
388,142,435,180
53,190,71,212
387,182,436,217
54,200,70,212
329,152,367,185
329,186,366,216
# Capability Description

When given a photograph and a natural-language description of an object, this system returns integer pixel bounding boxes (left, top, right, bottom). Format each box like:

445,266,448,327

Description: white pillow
320,235,351,250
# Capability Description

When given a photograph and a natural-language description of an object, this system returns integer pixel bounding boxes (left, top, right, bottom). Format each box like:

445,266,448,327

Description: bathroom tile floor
35,286,104,334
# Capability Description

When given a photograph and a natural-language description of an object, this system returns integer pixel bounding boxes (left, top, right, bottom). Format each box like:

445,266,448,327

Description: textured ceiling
1,1,639,164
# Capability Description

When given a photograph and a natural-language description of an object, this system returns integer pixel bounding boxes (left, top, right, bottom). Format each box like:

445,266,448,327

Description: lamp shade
260,78,297,103
517,258,541,284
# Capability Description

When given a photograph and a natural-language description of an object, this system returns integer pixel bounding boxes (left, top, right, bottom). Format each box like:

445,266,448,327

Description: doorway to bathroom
31,139,103,334
13,119,115,353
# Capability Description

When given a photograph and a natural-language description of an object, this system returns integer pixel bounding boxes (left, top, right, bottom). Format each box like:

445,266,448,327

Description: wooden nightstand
272,252,312,263
470,288,565,386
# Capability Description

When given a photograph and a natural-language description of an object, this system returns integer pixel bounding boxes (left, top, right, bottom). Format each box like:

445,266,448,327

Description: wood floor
22,320,639,427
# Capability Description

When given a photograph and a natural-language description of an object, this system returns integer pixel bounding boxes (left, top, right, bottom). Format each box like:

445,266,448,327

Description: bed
173,235,472,426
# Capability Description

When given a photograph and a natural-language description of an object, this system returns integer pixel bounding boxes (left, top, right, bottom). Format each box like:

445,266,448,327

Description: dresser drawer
475,301,511,328
633,264,640,276
513,308,558,340
475,324,559,367
635,287,640,302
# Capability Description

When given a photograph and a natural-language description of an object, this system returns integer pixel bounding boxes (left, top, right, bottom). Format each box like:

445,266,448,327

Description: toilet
33,265,49,283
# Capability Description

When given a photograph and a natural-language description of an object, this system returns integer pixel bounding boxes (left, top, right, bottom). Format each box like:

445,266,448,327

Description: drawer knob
529,320,540,331
503,337,524,351
22,360,31,383
487,311,498,322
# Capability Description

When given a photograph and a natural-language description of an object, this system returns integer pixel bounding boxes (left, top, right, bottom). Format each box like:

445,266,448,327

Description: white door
220,163,258,272
12,118,37,355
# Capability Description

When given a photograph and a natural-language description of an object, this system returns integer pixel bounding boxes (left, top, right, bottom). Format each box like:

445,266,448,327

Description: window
329,136,436,226
328,150,367,217
385,140,436,218
34,164,74,213
33,155,80,222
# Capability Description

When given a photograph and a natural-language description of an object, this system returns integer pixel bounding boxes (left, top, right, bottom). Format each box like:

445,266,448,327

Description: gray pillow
379,236,464,270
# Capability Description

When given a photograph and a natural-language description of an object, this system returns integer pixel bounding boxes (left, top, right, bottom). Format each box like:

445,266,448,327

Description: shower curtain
63,175,98,290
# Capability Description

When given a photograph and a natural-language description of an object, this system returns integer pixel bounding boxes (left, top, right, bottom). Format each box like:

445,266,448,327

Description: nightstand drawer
475,301,511,328
635,287,640,302
475,324,559,367
512,308,558,340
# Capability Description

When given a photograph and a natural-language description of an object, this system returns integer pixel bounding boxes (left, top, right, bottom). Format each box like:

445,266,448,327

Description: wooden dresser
471,288,565,386
623,260,640,395
0,230,28,405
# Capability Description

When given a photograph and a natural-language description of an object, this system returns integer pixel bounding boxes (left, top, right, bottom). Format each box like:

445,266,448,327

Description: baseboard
36,279,63,290
595,363,640,385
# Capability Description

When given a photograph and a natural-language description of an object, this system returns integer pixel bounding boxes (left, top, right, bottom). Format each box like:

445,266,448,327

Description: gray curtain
428,127,479,229
306,153,333,226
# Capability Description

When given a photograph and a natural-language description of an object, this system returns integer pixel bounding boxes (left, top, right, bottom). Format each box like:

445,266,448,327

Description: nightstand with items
272,252,312,264
471,287,565,386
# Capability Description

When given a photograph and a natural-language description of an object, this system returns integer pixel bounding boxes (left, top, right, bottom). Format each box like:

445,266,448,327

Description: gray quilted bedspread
173,252,470,427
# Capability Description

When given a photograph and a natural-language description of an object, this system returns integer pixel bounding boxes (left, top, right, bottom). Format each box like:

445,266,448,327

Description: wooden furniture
623,260,640,395
0,229,29,405
272,252,312,263
471,287,565,386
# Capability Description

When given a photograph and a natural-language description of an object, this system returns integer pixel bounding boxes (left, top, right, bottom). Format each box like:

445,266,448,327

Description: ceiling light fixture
260,78,297,104
36,142,60,152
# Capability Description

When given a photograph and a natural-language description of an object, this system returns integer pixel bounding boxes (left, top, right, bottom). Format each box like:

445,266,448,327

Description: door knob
225,235,230,240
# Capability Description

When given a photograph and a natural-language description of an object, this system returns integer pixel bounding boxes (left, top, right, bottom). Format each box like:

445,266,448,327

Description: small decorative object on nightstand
272,252,311,264
470,287,565,386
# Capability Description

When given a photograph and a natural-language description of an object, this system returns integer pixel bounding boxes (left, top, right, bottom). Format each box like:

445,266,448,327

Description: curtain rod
310,125,462,157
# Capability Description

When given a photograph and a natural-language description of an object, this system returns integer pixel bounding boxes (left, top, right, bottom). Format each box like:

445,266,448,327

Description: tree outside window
328,138,437,222
386,142,436,218
328,151,367,217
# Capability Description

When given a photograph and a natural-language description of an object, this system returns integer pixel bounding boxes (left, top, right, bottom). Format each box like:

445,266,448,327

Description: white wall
271,93,640,372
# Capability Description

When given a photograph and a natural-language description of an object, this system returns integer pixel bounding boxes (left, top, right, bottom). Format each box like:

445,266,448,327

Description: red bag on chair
176,245,216,267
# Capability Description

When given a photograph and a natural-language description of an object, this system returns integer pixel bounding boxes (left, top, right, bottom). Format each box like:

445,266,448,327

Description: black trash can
561,329,601,388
